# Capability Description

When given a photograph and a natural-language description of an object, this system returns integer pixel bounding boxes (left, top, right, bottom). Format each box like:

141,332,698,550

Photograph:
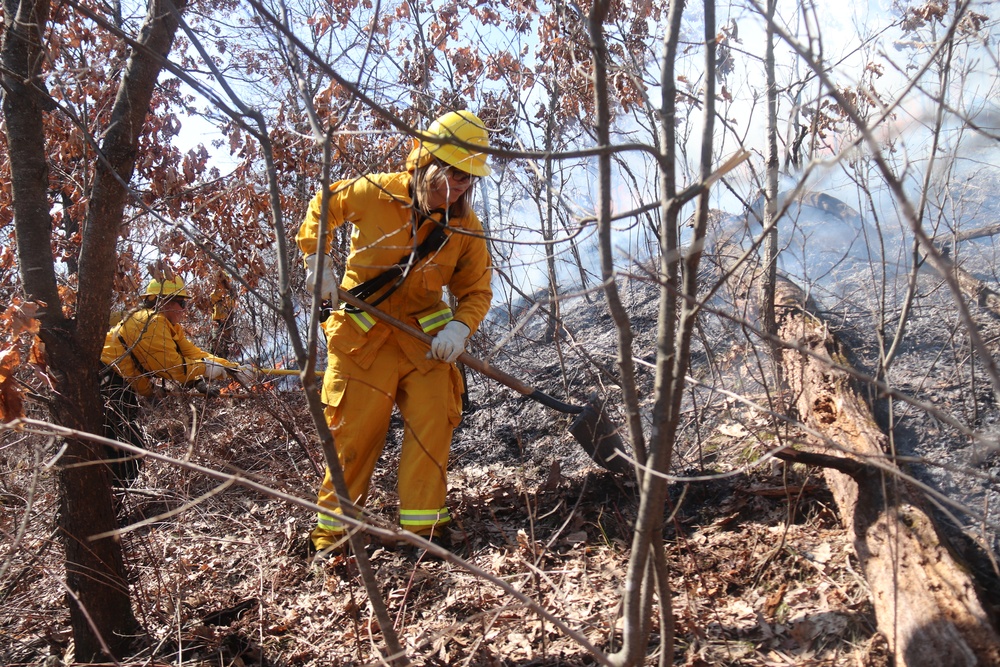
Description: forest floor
3,260,999,666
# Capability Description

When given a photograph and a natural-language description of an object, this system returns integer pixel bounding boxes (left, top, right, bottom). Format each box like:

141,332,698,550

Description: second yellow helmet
143,277,189,298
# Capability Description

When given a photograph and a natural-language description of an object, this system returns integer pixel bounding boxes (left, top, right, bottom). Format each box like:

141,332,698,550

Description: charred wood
952,223,1000,244
714,225,1000,664
926,250,1000,319
773,276,1000,667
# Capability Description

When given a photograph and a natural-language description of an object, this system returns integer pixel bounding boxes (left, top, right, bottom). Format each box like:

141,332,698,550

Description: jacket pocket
325,310,389,370
419,256,456,294
321,369,349,409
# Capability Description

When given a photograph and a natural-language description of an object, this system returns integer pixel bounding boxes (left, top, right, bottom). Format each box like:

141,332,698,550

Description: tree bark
772,276,1000,667
2,0,136,659
4,0,189,659
2,0,61,314
77,0,190,353
759,0,779,339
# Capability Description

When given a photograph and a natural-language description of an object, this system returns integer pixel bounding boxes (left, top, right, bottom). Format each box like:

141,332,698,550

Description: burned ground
2,256,999,665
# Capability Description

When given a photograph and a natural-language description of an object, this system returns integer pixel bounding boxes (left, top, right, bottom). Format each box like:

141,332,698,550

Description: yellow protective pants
310,333,462,550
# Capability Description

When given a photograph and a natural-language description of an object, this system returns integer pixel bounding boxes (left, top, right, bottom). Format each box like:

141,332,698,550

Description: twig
771,446,868,478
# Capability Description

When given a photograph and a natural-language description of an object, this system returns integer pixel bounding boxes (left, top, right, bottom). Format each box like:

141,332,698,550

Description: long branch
3,417,614,664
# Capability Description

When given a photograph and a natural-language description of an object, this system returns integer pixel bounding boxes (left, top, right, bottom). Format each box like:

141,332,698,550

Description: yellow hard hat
406,110,491,177
143,277,189,298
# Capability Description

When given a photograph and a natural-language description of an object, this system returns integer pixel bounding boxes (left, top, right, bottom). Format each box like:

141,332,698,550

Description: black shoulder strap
344,210,450,313
118,333,151,377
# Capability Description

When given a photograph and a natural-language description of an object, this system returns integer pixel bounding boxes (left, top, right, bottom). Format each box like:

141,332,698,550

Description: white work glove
428,321,470,363
203,359,229,381
304,254,336,300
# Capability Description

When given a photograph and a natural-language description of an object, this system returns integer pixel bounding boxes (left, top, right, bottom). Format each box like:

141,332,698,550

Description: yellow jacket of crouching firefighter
101,308,233,397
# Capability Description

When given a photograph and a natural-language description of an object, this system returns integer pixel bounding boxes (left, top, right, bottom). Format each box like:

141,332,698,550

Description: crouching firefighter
298,110,493,553
100,277,250,484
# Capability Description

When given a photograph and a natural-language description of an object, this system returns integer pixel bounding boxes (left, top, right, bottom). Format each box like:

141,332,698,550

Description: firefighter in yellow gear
100,277,246,483
298,110,493,551
209,272,238,357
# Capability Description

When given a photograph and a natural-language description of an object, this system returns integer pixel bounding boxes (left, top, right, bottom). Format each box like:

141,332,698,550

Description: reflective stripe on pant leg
311,345,400,548
399,507,451,534
395,355,461,534
314,465,346,534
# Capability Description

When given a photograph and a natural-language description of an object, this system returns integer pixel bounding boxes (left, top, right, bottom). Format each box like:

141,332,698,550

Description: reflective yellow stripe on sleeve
417,308,453,333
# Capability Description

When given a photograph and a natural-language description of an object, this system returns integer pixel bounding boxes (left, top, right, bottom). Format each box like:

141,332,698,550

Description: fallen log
953,222,1000,244
771,276,1000,667
924,250,1000,319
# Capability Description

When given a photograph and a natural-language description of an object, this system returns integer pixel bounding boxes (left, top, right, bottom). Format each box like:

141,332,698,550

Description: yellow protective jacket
296,171,492,394
211,286,235,322
101,308,232,397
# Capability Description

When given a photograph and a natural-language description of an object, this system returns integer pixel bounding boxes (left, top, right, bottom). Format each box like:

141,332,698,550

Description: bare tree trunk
772,276,1000,667
543,86,560,343
760,0,779,340
587,1,650,664
262,24,411,660
4,0,189,658
600,0,709,662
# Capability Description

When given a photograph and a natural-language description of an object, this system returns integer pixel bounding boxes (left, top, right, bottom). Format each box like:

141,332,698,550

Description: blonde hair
410,160,477,220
